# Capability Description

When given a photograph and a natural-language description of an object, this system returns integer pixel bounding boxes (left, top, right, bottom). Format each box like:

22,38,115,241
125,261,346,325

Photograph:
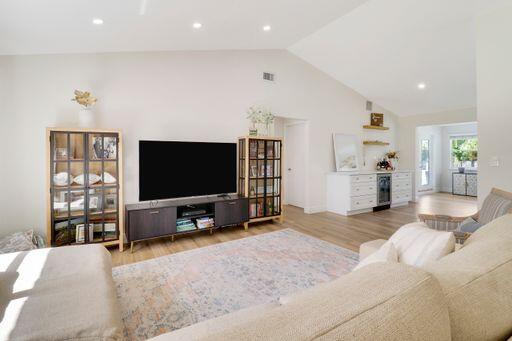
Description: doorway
419,137,433,191
283,121,307,208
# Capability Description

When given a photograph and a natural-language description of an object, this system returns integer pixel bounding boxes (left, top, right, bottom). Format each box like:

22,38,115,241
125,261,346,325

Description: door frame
283,120,309,210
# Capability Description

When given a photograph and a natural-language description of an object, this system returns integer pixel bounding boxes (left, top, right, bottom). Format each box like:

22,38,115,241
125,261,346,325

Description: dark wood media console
125,195,249,252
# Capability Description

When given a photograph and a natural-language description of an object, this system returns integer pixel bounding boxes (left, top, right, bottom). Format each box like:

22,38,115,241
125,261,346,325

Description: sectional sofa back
426,214,512,341
151,262,450,340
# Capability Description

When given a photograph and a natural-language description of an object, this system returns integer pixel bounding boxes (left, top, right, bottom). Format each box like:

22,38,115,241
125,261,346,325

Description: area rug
112,229,359,340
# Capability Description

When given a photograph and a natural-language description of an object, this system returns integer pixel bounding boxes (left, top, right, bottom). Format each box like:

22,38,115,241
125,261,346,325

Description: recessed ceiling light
193,22,202,29
417,82,426,90
262,25,271,32
92,18,104,25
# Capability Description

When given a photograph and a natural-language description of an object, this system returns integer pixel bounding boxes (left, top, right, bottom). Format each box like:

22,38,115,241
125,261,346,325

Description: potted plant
246,107,275,136
72,90,97,128
452,145,468,173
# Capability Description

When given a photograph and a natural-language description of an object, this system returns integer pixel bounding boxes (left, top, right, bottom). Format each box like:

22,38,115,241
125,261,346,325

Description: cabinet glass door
51,132,86,246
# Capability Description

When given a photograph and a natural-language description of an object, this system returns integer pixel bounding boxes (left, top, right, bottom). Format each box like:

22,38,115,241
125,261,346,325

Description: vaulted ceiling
1,0,510,116
290,0,510,116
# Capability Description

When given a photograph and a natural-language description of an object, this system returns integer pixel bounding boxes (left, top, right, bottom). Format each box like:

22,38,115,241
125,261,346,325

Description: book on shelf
196,217,215,229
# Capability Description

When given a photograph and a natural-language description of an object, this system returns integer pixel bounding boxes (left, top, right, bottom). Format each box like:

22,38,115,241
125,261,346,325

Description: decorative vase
249,122,258,136
78,108,94,128
256,122,268,136
266,122,275,136
458,166,465,174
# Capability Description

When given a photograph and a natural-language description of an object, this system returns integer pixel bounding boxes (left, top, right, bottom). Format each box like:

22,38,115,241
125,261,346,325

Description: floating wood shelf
363,125,389,130
363,140,390,146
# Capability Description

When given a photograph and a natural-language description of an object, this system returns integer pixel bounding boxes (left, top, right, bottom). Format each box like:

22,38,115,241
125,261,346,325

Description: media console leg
171,235,175,242
278,216,284,224
130,241,134,254
209,228,213,235
244,222,249,230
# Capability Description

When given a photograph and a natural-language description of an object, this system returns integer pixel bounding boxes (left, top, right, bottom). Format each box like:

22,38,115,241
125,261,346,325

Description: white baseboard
304,205,325,214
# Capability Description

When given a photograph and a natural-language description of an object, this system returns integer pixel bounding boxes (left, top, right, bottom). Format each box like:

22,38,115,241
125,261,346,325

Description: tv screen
139,140,237,201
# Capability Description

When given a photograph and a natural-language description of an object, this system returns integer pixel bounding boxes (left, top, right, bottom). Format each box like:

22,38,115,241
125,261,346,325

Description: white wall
0,49,397,237
440,122,478,192
396,107,477,195
476,6,512,205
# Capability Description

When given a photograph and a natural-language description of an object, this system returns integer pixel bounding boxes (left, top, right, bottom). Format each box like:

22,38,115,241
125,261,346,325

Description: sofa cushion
478,190,512,225
353,240,397,271
425,214,512,341
389,222,455,267
150,262,450,341
0,245,123,341
459,216,482,233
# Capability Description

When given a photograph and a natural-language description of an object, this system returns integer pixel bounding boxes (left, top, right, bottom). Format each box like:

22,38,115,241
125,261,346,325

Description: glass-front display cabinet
238,136,283,225
47,128,124,251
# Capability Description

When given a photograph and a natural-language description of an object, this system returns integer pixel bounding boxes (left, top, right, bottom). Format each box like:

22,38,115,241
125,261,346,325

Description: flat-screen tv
139,140,237,201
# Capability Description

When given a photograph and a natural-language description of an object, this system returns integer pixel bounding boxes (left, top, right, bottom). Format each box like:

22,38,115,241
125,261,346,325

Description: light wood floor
110,193,477,267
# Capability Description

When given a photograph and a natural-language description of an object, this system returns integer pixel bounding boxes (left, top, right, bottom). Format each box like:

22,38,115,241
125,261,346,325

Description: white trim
304,205,325,214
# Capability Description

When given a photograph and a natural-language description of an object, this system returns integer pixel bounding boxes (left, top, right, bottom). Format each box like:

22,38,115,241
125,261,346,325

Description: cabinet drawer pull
149,210,160,214
227,202,237,205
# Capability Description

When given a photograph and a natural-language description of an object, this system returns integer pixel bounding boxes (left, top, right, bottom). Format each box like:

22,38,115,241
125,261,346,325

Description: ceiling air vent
263,72,275,82
366,101,373,111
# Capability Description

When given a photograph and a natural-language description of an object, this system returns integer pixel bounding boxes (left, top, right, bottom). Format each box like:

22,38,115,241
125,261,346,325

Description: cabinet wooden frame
46,127,124,251
238,136,284,226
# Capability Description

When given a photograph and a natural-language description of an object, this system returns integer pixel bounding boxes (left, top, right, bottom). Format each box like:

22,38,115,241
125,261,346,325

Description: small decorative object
103,172,117,184
376,158,393,171
53,172,73,186
371,113,384,127
74,173,101,186
246,106,275,136
55,148,68,160
250,165,258,177
104,193,117,210
72,90,98,128
93,137,117,159
333,133,360,171
385,151,399,170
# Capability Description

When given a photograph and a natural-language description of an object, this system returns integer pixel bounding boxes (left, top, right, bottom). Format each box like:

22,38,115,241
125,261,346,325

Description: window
450,135,478,169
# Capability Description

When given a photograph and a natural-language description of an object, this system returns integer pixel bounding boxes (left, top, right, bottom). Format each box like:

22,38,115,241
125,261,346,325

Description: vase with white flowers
246,106,275,136
72,90,98,128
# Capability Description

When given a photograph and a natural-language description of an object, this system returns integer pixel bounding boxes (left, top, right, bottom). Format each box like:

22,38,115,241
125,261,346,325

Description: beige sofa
151,214,512,341
0,244,123,340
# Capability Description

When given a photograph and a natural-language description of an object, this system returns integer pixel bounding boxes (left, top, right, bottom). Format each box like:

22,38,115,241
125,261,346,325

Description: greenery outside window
450,135,478,170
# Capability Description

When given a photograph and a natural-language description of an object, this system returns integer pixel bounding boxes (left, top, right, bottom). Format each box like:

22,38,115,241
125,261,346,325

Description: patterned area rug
112,229,359,340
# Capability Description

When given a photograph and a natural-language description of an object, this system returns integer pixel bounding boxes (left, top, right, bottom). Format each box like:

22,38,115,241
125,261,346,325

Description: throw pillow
0,230,37,254
353,240,398,271
389,222,455,267
459,216,482,233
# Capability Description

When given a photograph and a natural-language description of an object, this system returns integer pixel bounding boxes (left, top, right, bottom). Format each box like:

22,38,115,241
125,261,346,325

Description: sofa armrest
359,239,387,261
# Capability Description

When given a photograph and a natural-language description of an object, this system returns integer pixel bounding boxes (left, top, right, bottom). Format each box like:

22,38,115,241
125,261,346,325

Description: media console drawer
128,206,177,241
215,199,249,227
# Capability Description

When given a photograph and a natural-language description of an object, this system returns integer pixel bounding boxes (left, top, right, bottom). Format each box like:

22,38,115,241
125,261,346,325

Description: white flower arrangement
246,106,275,124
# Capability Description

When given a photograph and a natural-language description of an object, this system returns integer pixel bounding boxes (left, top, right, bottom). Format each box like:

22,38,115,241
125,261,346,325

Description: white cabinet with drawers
327,171,413,215
391,172,413,206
